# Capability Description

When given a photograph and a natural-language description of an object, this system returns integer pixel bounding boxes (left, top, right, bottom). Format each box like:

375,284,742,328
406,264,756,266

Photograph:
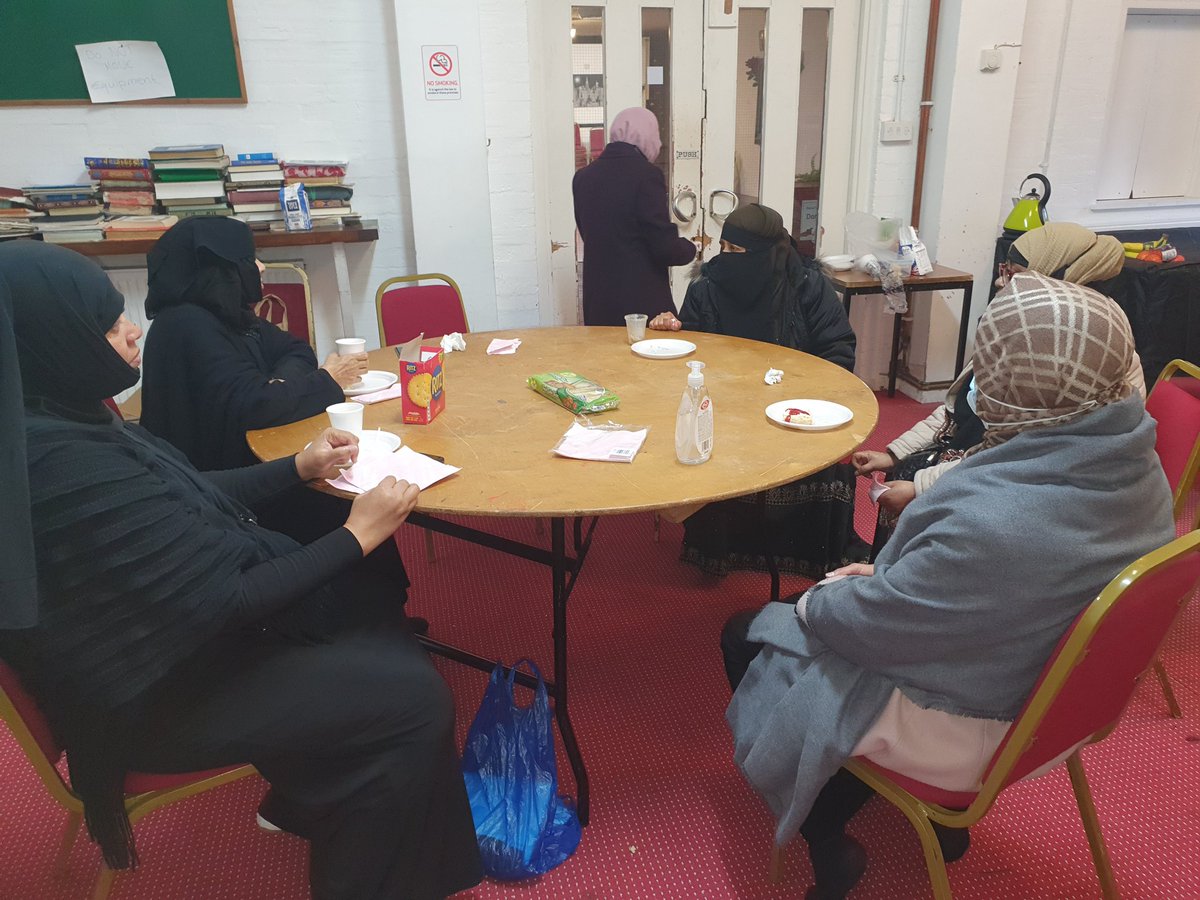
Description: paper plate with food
765,399,854,431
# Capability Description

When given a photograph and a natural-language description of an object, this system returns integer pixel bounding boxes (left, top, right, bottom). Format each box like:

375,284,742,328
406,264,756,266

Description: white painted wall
9,1,1197,389
0,0,416,355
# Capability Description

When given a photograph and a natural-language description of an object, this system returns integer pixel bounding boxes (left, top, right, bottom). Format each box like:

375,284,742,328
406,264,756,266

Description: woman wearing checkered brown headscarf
969,271,1136,453
722,263,1174,899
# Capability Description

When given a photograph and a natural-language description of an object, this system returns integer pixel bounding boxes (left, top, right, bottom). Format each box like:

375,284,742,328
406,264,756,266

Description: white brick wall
0,0,416,354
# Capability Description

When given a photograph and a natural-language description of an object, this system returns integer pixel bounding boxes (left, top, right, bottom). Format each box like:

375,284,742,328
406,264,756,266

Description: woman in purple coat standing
572,107,697,325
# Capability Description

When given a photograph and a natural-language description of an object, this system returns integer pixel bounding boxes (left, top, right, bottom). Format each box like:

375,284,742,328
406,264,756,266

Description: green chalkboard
0,0,246,104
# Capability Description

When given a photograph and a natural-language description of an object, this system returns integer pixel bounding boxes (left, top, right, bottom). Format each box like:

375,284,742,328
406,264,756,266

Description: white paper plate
306,431,402,454
343,370,398,397
765,399,854,431
356,430,402,453
630,338,697,360
819,254,855,271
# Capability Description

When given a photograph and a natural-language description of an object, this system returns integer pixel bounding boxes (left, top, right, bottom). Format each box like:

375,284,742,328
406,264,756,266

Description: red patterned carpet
2,390,1198,899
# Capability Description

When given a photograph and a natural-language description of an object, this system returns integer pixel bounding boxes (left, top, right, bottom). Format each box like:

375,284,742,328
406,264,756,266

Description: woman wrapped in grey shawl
726,272,1175,893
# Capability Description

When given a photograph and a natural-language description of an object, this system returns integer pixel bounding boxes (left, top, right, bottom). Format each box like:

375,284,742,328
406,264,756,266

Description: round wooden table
246,326,878,513
246,325,878,825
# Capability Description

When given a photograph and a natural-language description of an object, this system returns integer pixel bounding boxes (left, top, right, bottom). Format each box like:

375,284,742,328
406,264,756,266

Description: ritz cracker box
399,345,445,424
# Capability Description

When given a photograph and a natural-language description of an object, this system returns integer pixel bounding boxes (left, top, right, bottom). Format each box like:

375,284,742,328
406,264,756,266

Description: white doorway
538,0,863,323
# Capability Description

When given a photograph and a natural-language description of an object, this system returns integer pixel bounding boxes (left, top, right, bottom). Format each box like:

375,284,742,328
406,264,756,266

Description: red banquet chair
374,273,468,347
256,262,317,350
805,530,1200,900
1145,357,1200,717
0,659,255,900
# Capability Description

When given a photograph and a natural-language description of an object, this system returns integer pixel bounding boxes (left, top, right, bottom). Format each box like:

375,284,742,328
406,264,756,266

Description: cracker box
399,346,445,425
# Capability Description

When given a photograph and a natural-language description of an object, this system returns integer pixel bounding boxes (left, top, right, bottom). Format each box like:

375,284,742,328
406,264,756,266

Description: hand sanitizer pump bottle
675,360,714,465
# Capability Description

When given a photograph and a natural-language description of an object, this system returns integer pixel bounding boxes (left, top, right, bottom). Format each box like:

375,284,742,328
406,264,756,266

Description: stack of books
0,187,40,236
25,184,104,242
86,156,157,218
103,214,179,242
227,152,284,230
149,145,230,219
280,159,356,229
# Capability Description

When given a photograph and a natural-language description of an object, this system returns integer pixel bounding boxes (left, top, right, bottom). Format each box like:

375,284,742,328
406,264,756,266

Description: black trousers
125,590,480,899
721,605,875,845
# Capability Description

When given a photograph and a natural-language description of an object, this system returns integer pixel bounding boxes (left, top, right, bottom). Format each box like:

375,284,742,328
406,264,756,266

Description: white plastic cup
326,401,364,434
625,313,648,344
336,337,367,356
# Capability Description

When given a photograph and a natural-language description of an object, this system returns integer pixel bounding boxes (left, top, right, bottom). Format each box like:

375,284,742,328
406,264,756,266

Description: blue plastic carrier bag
461,659,581,880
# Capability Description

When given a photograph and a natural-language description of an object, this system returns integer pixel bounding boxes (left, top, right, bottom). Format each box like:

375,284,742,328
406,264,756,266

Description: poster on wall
422,45,461,100
573,74,604,124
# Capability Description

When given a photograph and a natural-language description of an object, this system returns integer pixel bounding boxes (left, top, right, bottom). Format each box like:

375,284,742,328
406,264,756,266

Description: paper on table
868,476,891,504
486,338,522,355
327,445,460,493
75,41,176,104
552,422,648,463
351,383,405,405
764,367,783,385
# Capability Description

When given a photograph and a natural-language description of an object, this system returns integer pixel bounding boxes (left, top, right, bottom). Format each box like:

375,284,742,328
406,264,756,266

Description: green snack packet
528,371,621,414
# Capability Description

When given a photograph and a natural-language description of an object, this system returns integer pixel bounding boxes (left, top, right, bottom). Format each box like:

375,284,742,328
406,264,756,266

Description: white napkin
486,337,522,355
552,423,648,463
351,383,405,405
440,332,467,353
326,445,460,493
764,367,783,385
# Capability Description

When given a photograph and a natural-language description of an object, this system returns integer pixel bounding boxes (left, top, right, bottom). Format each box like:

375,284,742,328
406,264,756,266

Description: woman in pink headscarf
572,107,697,325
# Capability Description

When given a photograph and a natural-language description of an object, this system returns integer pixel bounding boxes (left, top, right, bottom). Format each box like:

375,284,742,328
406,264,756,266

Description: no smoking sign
422,45,461,101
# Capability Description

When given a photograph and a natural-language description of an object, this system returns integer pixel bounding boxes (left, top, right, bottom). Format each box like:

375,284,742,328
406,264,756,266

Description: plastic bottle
675,360,714,465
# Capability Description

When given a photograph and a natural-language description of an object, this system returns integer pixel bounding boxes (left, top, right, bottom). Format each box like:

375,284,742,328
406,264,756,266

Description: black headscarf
702,203,796,343
0,243,139,629
146,217,262,331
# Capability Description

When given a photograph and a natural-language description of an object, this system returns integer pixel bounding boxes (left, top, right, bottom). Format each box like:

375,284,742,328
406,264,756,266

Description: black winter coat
572,142,696,325
679,255,856,371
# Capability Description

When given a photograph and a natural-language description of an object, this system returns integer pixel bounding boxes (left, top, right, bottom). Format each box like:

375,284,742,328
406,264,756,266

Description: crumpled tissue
764,368,783,385
440,332,467,353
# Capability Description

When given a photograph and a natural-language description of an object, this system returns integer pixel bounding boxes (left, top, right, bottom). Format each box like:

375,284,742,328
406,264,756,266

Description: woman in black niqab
140,216,359,471
0,242,481,898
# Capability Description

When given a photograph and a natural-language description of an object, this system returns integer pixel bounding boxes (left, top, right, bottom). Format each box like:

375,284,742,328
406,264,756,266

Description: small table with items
245,326,877,826
823,264,976,397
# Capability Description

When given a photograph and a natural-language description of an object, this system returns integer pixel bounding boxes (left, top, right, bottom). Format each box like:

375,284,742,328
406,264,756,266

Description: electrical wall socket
879,120,913,143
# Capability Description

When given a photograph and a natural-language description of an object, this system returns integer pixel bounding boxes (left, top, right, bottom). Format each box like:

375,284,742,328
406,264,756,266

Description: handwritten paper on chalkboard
74,40,176,103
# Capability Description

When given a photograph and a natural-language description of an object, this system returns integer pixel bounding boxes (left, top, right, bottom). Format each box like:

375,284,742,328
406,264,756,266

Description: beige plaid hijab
969,271,1134,453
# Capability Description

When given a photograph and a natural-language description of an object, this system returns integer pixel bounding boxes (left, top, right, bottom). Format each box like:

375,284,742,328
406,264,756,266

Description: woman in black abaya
139,216,414,604
0,242,481,899
649,203,867,577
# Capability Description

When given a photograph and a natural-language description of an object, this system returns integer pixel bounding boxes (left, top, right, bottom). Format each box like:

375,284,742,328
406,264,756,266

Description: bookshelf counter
57,226,379,257
58,226,379,337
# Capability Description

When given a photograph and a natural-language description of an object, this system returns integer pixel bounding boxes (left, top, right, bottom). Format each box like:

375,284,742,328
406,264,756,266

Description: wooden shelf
54,226,379,257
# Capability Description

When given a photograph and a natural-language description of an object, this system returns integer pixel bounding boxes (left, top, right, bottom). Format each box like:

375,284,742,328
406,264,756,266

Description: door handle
709,189,739,221
672,188,698,223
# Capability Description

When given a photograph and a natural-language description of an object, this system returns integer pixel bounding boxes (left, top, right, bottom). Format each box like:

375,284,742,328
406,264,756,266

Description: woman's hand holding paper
344,476,421,554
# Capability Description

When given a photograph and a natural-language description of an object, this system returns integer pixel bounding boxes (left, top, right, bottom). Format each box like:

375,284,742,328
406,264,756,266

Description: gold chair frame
260,261,317,351
1148,358,1200,717
804,531,1200,900
0,681,256,900
373,272,468,348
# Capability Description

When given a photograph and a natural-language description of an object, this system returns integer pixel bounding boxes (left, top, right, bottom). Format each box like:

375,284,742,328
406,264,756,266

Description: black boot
805,834,868,900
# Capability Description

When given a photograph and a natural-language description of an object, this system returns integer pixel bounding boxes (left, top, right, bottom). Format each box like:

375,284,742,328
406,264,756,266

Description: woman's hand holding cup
295,427,359,481
322,352,369,388
344,477,421,555
649,312,682,331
